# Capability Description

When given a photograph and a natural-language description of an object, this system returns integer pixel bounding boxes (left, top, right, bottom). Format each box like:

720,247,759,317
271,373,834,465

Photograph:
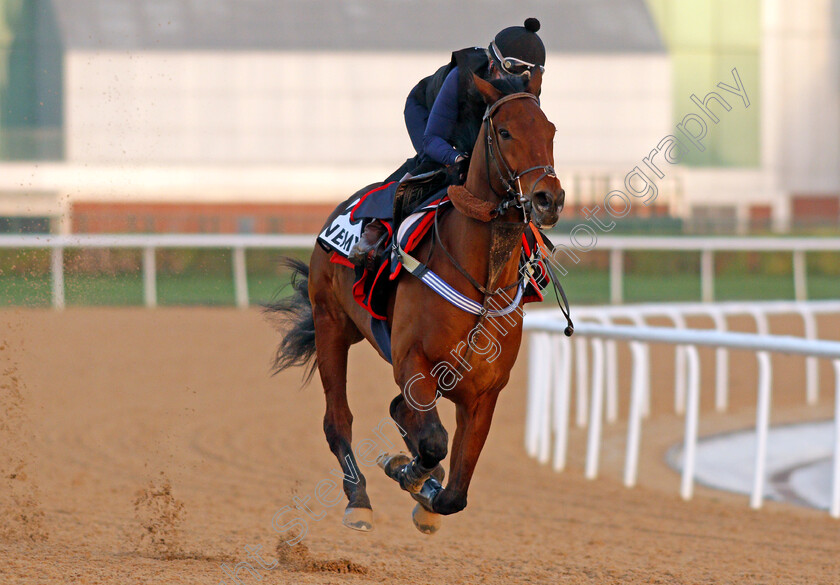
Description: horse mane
488,75,528,96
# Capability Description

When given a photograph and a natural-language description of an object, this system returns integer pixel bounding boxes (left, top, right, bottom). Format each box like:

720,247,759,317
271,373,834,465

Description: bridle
478,94,573,334
481,92,557,225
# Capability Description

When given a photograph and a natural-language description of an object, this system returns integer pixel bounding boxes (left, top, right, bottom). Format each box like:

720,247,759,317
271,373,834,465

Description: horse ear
472,73,503,105
527,67,543,97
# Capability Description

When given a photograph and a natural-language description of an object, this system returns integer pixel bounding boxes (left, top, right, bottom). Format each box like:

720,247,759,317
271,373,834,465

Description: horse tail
263,257,318,383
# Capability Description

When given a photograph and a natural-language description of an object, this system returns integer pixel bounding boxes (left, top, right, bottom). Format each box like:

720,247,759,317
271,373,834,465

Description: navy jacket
403,47,491,167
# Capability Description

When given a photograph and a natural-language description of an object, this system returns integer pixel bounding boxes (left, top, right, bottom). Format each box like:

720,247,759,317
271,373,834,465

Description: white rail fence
535,300,840,428
592,236,840,304
0,234,315,309
522,316,840,518
0,234,838,309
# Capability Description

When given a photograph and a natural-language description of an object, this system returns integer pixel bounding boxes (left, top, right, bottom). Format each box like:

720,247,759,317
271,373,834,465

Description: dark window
237,217,255,234
0,216,51,233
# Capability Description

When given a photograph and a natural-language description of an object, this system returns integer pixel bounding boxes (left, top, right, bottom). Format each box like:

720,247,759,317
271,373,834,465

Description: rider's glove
446,155,470,184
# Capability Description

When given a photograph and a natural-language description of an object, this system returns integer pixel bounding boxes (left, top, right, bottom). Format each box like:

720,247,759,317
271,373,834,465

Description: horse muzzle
530,188,564,229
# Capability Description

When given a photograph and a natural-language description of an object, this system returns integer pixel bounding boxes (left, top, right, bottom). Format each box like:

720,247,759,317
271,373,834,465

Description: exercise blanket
316,181,398,258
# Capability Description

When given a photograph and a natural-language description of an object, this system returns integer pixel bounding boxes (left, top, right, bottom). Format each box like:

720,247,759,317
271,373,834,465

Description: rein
433,204,521,297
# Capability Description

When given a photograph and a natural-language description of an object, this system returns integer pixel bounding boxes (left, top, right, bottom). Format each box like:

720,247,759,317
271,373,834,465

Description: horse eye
499,129,511,140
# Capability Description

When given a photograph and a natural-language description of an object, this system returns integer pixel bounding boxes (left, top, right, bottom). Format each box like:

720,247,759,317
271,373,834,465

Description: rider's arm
404,82,430,155
422,67,467,166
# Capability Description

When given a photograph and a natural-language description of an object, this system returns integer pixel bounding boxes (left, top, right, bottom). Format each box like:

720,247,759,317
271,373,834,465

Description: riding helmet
492,18,546,67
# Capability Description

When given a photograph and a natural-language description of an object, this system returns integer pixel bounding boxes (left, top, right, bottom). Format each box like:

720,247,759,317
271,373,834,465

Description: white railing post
831,360,840,518
575,336,589,428
537,335,553,465
627,313,651,417
749,308,770,336
592,314,618,423
709,309,729,412
51,246,65,310
610,248,623,304
675,343,687,415
232,246,249,308
680,345,701,500
552,335,573,471
624,341,648,488
143,246,157,308
667,311,688,415
799,307,819,405
605,340,619,423
793,249,808,301
584,338,605,479
751,351,773,510
525,333,546,458
701,249,714,303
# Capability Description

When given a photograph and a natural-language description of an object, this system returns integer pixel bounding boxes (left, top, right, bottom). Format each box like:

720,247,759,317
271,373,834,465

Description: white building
0,0,837,233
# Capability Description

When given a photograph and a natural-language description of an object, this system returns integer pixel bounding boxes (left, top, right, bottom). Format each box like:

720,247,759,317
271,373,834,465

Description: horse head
471,69,564,229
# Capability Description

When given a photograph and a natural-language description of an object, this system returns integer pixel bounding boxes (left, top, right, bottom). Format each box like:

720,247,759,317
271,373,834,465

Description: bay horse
267,70,564,534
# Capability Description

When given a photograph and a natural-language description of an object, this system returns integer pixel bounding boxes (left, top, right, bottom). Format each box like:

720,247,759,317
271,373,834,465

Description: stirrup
348,230,388,270
364,231,389,271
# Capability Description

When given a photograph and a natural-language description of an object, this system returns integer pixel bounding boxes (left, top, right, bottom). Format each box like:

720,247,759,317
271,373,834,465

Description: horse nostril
558,188,566,210
534,191,554,211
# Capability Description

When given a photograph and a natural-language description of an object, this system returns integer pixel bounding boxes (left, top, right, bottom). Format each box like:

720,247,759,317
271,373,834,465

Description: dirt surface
1,307,839,584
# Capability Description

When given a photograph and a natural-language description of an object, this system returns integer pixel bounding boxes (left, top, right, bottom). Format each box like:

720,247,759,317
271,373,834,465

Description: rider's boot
348,219,388,270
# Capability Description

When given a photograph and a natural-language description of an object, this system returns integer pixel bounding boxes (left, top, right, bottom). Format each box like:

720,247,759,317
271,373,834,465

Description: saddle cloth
316,181,398,258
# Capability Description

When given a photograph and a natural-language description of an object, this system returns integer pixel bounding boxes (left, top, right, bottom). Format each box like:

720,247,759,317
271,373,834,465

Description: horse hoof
342,507,373,532
412,504,442,535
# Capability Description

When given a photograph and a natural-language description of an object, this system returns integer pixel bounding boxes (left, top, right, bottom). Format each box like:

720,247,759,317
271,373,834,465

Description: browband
484,92,539,120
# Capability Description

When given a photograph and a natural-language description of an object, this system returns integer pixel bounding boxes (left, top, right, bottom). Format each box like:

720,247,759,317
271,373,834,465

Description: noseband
482,92,557,224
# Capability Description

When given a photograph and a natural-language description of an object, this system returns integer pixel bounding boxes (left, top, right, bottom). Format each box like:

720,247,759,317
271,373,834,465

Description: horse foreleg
312,304,373,531
425,393,500,516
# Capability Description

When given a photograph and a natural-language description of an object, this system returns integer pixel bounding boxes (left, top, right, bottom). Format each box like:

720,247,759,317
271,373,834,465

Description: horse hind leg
312,300,373,531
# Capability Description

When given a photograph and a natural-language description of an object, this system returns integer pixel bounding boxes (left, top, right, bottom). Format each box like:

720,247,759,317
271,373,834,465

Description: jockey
349,18,546,267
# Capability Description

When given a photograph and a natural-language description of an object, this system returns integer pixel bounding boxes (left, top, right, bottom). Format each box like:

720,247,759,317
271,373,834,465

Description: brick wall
71,202,339,234
791,195,840,228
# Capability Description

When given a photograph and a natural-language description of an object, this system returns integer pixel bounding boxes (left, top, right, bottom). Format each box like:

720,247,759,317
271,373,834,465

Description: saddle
392,169,450,227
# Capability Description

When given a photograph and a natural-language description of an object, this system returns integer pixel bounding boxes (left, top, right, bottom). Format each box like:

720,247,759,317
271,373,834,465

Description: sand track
1,307,839,584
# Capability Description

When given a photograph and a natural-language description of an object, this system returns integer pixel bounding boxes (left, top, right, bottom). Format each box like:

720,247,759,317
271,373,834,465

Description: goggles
490,42,545,77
